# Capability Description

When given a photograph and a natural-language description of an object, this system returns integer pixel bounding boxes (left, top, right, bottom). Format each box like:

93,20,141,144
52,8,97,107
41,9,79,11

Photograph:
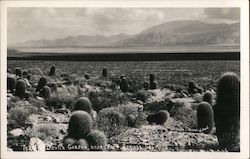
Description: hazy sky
7,8,240,44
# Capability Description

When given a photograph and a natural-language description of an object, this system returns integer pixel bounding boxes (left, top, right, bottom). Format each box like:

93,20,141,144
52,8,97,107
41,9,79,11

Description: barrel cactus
7,76,17,92
49,82,57,93
24,91,33,100
15,79,26,98
39,86,51,98
213,72,240,151
68,111,93,139
127,114,136,127
85,74,90,80
102,68,108,77
74,97,92,114
203,92,213,106
27,74,31,81
15,68,22,77
86,130,107,151
197,102,214,134
120,77,128,92
49,66,56,76
147,110,169,125
63,135,89,151
149,74,155,83
36,76,47,92
188,81,198,94
150,81,157,90
22,71,28,78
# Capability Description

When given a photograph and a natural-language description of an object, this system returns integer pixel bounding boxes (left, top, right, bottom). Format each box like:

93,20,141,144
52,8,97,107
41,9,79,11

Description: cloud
203,8,240,20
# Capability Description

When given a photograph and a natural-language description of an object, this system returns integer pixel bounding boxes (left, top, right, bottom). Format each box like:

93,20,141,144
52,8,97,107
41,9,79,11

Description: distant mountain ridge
10,20,240,47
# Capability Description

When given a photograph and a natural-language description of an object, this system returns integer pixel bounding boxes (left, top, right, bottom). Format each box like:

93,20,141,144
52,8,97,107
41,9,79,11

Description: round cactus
86,130,107,151
7,76,17,92
85,74,90,80
39,86,51,98
24,91,33,100
197,102,214,134
49,66,56,76
127,114,136,127
147,110,169,125
74,97,92,114
203,91,213,106
197,87,203,94
102,68,108,77
36,76,47,92
214,72,240,150
149,74,155,83
68,111,93,139
15,68,22,77
150,81,157,90
120,77,128,92
15,79,26,98
62,135,89,151
188,81,198,94
22,71,28,77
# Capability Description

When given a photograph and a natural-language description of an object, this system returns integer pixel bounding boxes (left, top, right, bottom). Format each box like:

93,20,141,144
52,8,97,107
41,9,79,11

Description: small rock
44,116,53,122
113,144,120,149
9,128,24,137
52,117,60,123
39,107,47,114
28,137,45,151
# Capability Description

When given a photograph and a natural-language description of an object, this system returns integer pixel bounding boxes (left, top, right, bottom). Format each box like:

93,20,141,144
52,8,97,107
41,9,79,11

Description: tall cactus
214,72,240,151
149,74,155,83
102,68,108,77
49,66,56,76
15,79,26,98
120,77,128,92
7,76,17,93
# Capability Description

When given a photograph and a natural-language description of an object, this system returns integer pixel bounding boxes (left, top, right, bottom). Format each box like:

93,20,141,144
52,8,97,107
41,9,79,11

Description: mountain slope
11,20,240,47
118,20,240,46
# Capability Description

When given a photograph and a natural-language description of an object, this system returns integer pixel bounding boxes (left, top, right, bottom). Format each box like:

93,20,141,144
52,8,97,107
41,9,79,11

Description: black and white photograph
1,1,249,159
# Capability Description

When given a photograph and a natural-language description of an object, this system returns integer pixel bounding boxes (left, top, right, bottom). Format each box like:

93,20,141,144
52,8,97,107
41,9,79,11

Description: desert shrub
68,111,93,139
197,102,214,134
214,72,240,151
147,110,169,125
134,90,150,102
74,97,92,114
86,130,107,151
169,102,197,128
29,98,46,108
45,95,76,110
96,109,126,138
8,104,38,130
27,124,60,142
62,135,89,151
88,89,130,112
143,100,174,112
27,68,43,76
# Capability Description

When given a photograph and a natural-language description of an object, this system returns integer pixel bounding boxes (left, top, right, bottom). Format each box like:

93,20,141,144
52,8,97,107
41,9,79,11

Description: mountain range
11,20,240,47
